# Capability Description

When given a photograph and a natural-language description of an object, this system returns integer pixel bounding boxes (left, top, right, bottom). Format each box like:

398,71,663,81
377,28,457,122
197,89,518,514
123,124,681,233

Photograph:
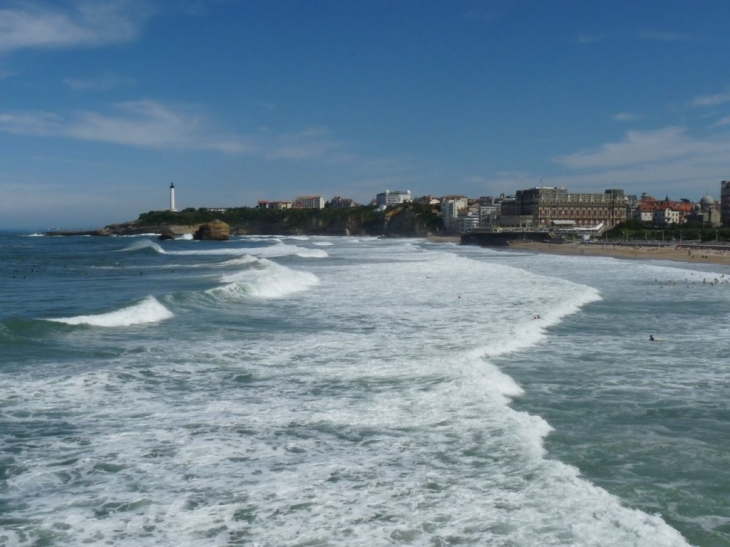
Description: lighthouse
169,183,177,212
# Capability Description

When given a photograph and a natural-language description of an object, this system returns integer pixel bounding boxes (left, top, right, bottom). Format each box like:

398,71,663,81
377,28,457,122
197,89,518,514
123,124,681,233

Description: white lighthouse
169,182,177,212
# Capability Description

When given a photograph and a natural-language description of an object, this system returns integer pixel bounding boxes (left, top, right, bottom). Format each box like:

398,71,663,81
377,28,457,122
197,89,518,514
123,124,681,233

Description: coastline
505,240,730,267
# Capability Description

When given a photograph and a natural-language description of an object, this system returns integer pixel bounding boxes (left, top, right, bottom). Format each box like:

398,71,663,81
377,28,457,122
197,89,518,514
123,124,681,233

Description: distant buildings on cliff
173,178,730,235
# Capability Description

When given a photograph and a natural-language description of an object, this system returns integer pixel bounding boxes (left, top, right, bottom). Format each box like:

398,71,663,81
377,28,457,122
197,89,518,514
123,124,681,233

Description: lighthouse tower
169,183,177,212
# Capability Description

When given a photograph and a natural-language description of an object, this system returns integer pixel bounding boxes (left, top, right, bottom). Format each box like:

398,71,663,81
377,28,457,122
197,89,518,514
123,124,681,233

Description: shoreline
30,229,730,268
504,240,730,267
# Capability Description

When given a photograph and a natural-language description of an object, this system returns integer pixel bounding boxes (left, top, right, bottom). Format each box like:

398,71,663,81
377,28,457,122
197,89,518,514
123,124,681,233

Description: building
293,196,325,209
634,203,655,222
441,199,460,232
376,190,412,207
687,195,722,227
499,186,627,230
258,200,293,210
416,195,440,205
169,183,177,212
457,215,480,233
479,204,500,228
327,196,355,208
653,207,680,225
722,181,730,226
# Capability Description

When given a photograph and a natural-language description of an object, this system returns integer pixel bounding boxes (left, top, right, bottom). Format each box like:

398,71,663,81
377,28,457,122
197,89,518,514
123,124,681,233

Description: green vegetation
605,220,730,242
140,205,376,228
135,202,443,236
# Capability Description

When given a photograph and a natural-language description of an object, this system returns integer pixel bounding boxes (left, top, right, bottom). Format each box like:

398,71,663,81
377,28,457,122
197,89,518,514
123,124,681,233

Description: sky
2,0,730,229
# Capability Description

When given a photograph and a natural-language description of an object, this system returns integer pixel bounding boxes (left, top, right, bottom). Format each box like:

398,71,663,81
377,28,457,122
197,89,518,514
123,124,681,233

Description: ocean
1,231,729,546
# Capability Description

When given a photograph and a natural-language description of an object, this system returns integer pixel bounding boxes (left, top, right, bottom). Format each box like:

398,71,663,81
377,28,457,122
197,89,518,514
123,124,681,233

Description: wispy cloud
692,90,730,107
713,115,730,127
63,71,136,91
612,112,643,122
0,0,154,53
0,100,347,161
638,29,694,42
553,126,727,169
546,126,730,198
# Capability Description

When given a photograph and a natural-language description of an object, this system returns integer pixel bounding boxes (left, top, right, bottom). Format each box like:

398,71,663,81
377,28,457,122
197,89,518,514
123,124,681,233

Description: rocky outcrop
158,227,176,240
193,220,229,240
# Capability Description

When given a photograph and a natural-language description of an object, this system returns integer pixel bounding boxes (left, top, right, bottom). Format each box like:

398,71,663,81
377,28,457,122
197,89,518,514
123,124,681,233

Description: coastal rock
193,219,230,241
158,227,176,240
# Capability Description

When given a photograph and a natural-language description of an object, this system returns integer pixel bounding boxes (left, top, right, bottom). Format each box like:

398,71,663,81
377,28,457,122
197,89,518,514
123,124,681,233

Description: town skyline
3,1,730,230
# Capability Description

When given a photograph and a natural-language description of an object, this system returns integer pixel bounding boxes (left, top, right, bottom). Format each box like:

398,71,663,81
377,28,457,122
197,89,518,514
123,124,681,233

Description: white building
722,181,730,226
457,215,480,233
479,204,500,227
376,190,412,207
169,183,177,212
441,199,459,232
653,208,680,225
294,195,325,209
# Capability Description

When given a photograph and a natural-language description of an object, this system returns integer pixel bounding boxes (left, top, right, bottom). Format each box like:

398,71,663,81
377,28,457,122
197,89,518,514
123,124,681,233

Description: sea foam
211,258,319,299
46,296,173,327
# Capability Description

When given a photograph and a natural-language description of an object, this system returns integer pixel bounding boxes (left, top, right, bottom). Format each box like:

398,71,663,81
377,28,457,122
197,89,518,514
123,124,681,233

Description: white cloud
544,126,730,199
0,100,347,161
692,90,730,107
713,115,730,127
0,0,154,52
552,126,728,169
63,71,136,91
612,112,643,122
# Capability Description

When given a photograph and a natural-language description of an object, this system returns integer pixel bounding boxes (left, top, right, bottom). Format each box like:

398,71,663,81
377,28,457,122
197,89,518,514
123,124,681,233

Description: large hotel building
500,187,627,229
721,181,730,227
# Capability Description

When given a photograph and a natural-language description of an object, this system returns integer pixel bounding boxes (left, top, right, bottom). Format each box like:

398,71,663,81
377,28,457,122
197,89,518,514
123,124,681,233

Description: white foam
46,296,173,327
165,243,327,258
219,255,259,267
211,258,319,299
119,239,165,254
177,233,193,240
4,237,696,547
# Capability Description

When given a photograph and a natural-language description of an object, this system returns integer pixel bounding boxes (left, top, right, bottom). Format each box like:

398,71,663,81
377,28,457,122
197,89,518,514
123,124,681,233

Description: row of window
538,209,625,217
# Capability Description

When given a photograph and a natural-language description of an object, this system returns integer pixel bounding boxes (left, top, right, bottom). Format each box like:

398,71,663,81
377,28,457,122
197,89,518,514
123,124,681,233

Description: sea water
1,232,729,546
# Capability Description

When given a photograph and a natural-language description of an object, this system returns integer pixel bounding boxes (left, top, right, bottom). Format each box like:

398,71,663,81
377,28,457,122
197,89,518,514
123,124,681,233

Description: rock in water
158,227,176,240
193,220,230,241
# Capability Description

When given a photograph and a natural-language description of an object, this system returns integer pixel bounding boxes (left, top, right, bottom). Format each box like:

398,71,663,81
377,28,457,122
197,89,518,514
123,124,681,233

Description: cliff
118,204,443,238
45,204,444,238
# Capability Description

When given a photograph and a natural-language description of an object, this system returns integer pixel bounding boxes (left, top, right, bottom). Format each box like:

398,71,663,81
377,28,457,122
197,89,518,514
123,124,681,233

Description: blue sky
2,0,730,229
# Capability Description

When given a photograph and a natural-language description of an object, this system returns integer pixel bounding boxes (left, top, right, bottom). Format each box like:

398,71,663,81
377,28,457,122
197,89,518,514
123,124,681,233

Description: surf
45,296,173,327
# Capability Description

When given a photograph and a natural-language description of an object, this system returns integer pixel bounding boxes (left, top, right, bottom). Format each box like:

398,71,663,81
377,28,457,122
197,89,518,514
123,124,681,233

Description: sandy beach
425,234,730,267
505,240,730,267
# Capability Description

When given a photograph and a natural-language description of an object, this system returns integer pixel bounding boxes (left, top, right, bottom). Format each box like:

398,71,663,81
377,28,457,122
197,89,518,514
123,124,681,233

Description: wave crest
211,258,318,299
119,239,165,254
46,296,173,327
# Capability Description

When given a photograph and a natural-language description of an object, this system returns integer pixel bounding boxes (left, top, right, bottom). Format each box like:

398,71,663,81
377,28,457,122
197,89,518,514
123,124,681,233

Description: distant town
171,180,730,238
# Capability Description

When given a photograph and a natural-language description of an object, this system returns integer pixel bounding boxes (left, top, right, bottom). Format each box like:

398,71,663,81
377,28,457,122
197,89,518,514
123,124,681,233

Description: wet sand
505,240,730,267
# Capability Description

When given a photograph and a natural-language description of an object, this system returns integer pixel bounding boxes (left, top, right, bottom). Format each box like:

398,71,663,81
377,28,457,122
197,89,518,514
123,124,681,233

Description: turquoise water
1,232,728,546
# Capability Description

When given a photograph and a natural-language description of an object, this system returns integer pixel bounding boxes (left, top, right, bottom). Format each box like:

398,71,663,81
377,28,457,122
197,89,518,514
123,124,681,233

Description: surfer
649,334,655,341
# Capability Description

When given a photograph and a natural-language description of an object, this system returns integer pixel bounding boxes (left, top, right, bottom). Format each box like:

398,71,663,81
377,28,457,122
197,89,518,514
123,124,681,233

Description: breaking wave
46,296,173,327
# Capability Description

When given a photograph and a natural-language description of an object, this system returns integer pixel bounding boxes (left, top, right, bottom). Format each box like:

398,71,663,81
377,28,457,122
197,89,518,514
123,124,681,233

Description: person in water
649,334,655,341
